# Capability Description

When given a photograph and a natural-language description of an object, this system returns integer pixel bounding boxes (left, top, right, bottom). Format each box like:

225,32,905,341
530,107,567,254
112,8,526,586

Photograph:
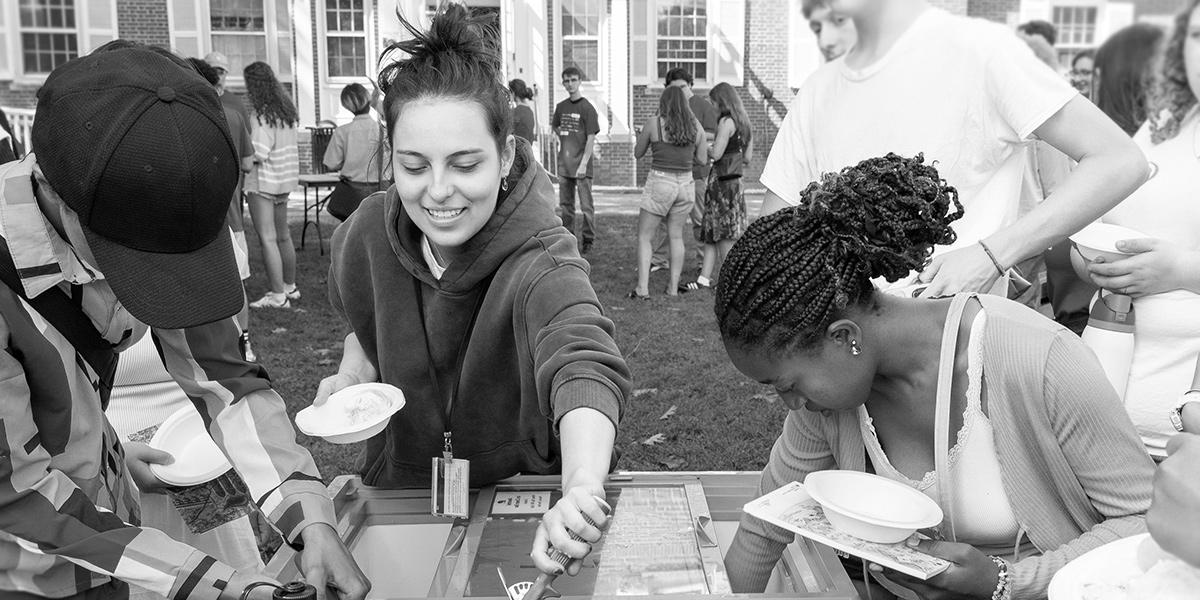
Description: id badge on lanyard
416,277,488,519
432,432,470,518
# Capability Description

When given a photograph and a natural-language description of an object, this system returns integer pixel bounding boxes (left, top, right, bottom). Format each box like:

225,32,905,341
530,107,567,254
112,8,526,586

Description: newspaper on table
743,481,950,580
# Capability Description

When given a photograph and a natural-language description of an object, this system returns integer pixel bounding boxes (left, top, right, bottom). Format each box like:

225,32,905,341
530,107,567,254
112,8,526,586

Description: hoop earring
850,340,862,356
500,177,509,192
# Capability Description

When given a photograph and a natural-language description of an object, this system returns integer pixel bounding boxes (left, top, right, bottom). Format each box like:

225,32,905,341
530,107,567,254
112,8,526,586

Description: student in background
323,82,391,221
553,66,601,254
683,82,752,291
631,86,707,298
1069,50,1097,99
188,57,257,361
243,61,301,309
509,78,538,145
650,67,718,277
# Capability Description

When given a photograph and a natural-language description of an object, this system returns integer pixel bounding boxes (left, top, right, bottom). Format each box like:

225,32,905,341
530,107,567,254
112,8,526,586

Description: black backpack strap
0,235,118,407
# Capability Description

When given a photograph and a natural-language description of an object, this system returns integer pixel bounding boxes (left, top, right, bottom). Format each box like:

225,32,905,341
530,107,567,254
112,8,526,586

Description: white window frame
558,0,605,84
319,0,375,84
16,0,77,76
652,0,707,85
631,0,743,88
168,0,293,85
1,0,116,84
1051,2,1099,53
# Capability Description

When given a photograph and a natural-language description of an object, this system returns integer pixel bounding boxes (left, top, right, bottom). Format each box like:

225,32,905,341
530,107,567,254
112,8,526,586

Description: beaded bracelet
989,555,1012,600
978,240,1006,276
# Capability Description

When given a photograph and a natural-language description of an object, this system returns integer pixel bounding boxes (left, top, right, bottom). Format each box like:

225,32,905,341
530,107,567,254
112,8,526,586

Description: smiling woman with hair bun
314,3,631,579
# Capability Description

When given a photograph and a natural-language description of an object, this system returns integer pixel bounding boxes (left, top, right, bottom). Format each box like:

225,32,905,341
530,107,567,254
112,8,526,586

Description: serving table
265,472,858,599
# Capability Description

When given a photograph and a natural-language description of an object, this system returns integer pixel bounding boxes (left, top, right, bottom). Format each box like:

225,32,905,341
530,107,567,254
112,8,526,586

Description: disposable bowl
295,383,406,444
804,470,943,544
1068,223,1147,283
149,406,233,487
1069,223,1147,262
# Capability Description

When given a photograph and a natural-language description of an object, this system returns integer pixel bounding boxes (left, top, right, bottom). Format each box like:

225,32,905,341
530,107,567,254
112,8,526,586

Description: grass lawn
242,196,787,481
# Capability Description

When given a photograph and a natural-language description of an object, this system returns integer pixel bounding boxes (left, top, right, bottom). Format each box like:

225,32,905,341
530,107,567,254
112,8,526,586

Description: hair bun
379,3,501,95
801,153,963,282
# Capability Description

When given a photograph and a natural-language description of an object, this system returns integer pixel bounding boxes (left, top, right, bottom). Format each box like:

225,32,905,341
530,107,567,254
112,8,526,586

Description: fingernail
906,537,919,547
1116,241,1127,250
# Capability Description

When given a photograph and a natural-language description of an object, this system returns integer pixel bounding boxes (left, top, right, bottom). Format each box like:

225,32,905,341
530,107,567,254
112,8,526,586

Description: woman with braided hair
718,154,1153,600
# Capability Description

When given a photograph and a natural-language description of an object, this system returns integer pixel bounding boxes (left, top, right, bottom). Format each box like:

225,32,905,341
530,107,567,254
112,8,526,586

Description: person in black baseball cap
0,41,369,600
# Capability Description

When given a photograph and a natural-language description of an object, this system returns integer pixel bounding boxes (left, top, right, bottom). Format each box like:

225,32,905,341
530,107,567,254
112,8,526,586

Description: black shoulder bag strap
0,236,118,406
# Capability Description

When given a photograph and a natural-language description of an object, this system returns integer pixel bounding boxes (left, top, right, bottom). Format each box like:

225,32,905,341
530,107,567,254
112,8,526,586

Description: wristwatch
1169,392,1200,432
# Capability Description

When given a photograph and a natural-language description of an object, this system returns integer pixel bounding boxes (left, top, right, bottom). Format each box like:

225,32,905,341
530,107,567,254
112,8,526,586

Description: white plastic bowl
805,470,943,544
1068,223,1147,284
1069,223,1147,262
149,406,233,487
295,383,405,444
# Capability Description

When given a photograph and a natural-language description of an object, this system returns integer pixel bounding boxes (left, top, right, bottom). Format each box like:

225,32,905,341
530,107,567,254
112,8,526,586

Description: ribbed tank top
650,118,695,173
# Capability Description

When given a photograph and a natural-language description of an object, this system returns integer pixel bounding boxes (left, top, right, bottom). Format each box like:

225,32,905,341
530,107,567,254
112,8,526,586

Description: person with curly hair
718,153,1154,600
631,85,707,298
315,3,630,580
759,0,1149,304
1079,0,1200,458
243,61,300,309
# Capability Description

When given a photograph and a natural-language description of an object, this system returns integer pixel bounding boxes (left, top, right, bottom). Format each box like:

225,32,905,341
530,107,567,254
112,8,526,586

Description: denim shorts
249,191,291,206
640,169,694,218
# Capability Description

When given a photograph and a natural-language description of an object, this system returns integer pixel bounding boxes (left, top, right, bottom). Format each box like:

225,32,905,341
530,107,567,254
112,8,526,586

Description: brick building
0,0,1191,185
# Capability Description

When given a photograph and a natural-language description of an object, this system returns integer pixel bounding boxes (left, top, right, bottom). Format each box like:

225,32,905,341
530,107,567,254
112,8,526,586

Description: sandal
626,290,650,300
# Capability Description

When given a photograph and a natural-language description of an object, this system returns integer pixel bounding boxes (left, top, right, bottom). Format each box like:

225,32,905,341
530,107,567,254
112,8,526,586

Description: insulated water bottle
1080,291,1135,400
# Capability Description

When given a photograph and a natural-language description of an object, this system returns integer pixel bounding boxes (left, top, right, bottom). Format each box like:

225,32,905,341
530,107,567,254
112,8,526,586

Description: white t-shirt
762,8,1077,258
1102,111,1200,456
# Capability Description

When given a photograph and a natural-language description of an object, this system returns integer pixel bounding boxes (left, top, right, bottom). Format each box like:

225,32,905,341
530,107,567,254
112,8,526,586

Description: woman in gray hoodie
316,3,631,580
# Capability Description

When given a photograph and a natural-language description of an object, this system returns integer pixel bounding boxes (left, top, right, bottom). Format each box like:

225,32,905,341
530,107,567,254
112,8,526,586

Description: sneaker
239,331,257,362
649,264,666,273
285,285,301,301
249,292,290,309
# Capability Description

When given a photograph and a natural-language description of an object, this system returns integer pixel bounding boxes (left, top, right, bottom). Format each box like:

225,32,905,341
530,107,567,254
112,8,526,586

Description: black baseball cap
33,43,243,329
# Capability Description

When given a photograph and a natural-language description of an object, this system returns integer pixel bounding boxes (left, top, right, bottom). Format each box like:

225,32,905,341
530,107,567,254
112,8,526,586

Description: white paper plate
295,383,405,444
149,406,233,487
1049,533,1148,599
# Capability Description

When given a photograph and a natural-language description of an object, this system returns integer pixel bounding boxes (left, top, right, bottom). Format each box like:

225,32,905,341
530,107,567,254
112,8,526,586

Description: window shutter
631,0,650,84
169,0,204,58
82,0,118,54
275,0,293,80
0,4,11,79
708,0,744,85
787,0,821,88
1101,2,1134,42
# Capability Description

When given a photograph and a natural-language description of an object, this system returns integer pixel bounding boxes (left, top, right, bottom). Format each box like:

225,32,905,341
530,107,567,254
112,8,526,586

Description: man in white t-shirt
760,0,1147,299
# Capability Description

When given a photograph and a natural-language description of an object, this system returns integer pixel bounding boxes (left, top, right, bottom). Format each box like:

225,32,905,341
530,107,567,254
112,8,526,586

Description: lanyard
411,275,491,459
